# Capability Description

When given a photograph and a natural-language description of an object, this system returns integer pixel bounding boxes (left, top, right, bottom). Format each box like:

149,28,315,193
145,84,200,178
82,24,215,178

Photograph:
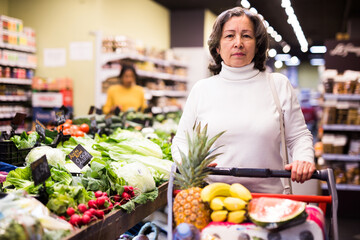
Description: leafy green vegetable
119,187,158,213
111,162,156,193
10,131,39,149
25,146,66,167
150,138,173,161
57,135,102,158
50,167,72,185
108,152,172,180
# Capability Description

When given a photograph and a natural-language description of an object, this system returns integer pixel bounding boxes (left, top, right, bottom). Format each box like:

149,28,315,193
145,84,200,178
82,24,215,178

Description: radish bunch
62,186,136,227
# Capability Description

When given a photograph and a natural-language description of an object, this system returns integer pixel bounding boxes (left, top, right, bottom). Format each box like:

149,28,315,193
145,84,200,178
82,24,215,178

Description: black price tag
67,144,93,169
55,110,66,126
90,116,97,129
35,119,46,138
105,114,112,127
60,105,69,115
114,106,121,116
95,108,103,115
11,113,27,126
31,155,51,186
88,106,95,115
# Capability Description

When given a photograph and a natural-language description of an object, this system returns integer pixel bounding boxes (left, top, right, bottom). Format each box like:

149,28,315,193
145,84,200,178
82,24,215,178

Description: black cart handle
207,167,328,181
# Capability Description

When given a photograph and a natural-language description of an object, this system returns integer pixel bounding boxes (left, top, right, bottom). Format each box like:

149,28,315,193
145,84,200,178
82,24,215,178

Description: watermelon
248,197,308,231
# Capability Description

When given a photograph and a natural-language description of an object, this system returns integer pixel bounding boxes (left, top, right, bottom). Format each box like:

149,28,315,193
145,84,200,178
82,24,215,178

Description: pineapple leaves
174,122,226,189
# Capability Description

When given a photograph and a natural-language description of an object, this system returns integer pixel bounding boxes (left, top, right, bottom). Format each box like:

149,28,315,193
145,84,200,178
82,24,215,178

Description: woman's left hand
285,160,316,183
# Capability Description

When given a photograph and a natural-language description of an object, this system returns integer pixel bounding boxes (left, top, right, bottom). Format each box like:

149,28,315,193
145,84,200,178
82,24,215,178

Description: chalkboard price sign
35,119,46,138
31,155,51,186
55,110,66,126
67,144,93,169
11,112,27,126
88,106,95,115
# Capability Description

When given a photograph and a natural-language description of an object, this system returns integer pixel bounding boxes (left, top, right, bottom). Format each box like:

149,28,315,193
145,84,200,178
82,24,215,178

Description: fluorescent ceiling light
285,56,300,66
310,46,327,54
275,54,291,61
241,0,251,9
275,60,283,69
282,45,291,53
275,35,282,42
249,7,258,14
310,58,325,66
268,48,277,58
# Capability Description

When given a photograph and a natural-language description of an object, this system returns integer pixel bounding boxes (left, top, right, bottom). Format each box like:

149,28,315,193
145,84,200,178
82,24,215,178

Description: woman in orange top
103,65,147,114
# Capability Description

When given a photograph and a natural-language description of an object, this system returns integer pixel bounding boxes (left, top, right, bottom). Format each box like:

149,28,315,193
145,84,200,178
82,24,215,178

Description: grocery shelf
322,154,360,162
321,183,360,191
101,68,188,82
0,42,36,53
0,78,32,85
0,60,37,69
101,52,187,68
147,90,187,98
0,95,30,102
324,93,360,101
323,124,360,131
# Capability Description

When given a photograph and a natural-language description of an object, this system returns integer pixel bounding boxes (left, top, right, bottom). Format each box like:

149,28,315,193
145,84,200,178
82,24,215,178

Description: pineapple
173,122,225,230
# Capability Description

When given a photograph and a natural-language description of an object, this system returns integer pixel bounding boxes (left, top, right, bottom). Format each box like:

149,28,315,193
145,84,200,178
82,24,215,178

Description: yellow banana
210,197,226,211
227,210,246,224
210,210,228,222
223,197,247,211
229,183,252,202
201,183,231,202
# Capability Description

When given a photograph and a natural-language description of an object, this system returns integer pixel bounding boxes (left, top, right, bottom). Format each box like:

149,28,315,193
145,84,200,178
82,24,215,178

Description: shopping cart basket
167,166,338,240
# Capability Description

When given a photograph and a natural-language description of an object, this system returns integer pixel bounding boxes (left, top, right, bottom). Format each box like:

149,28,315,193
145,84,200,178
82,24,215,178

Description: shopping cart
167,166,338,240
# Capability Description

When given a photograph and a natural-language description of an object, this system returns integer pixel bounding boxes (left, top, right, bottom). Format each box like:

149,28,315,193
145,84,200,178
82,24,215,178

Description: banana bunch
201,183,252,224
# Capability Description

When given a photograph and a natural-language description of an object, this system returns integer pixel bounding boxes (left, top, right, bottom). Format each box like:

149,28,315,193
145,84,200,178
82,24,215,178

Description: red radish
88,200,97,209
121,192,131,200
130,191,135,197
107,202,114,212
114,202,121,207
95,210,104,219
89,208,97,215
69,214,81,226
78,203,88,213
123,186,129,192
83,210,93,217
128,186,134,192
103,196,110,202
95,191,103,198
96,196,106,207
66,207,75,217
113,194,121,202
102,192,108,197
59,216,66,220
81,214,91,225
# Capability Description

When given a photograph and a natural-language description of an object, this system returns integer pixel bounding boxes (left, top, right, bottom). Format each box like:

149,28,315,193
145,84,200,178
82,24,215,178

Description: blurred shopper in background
103,64,147,114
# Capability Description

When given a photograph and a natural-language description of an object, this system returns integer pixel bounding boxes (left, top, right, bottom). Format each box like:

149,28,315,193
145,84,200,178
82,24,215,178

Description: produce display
0,112,174,239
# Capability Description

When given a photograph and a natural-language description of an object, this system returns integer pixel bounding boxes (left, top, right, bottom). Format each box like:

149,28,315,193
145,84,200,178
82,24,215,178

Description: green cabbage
25,146,66,167
110,162,156,193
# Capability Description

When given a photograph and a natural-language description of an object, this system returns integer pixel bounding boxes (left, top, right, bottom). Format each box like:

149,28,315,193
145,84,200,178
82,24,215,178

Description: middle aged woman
171,7,315,194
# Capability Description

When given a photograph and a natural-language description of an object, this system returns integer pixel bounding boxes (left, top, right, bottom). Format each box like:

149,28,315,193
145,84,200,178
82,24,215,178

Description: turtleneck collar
219,62,260,81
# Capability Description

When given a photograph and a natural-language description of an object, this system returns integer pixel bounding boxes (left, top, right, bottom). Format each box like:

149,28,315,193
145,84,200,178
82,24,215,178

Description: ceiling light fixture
281,0,308,52
275,60,283,69
268,49,277,58
241,0,251,9
282,44,291,53
310,46,327,54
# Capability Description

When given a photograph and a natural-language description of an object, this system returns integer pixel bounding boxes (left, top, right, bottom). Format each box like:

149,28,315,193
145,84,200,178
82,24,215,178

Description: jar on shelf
322,134,335,154
323,78,334,93
333,135,347,154
336,102,349,124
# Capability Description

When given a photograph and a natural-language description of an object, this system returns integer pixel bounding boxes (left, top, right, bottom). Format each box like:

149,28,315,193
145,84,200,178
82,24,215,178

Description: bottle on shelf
173,223,201,240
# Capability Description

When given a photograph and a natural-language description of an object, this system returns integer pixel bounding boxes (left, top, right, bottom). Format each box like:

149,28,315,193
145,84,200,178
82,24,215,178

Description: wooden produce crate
64,182,168,240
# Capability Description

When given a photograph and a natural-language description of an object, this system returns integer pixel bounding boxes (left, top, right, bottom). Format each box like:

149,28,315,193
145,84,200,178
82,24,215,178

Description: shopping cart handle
207,167,328,181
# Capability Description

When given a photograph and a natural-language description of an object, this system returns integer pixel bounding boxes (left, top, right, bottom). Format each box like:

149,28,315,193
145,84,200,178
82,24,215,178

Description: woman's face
121,69,136,88
217,15,256,68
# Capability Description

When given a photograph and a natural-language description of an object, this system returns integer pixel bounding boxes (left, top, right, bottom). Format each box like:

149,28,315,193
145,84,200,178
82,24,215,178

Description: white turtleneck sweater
171,62,314,193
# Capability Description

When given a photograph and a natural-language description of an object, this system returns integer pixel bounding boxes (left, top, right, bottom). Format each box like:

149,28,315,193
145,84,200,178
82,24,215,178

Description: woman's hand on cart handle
285,160,316,183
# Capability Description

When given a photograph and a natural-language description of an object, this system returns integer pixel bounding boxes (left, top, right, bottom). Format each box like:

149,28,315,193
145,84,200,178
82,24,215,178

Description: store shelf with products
94,31,188,112
323,124,360,131
0,15,36,133
0,78,32,85
322,154,360,162
324,93,360,101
